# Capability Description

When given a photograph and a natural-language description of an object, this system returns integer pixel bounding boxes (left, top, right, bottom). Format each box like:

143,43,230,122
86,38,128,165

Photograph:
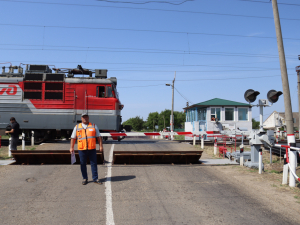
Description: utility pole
297,63,300,136
171,72,176,140
272,0,296,187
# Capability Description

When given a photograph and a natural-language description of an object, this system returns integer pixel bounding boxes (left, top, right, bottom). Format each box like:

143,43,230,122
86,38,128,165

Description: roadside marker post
270,147,272,165
31,131,34,146
240,144,244,166
259,149,262,174
193,135,196,146
282,154,288,185
213,137,217,155
201,135,204,149
22,133,25,150
8,137,11,157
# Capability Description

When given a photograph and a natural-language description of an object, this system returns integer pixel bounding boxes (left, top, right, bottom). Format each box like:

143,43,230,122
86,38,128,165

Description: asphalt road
0,138,298,225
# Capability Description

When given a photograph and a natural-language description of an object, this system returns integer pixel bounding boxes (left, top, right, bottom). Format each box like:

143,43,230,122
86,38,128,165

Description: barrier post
240,144,244,166
8,137,11,157
201,135,204,149
213,137,217,155
282,154,288,185
270,147,272,165
31,131,34,146
22,133,25,150
259,148,262,174
193,135,196,146
288,134,297,187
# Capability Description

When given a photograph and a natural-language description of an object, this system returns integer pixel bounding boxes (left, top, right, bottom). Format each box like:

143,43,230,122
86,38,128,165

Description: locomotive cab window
107,86,113,98
96,86,105,98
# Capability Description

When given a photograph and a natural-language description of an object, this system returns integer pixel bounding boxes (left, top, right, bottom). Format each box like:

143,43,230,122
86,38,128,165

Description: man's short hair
10,117,15,121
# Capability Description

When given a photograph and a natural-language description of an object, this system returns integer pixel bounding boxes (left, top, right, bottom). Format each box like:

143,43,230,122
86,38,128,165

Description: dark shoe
94,179,102,185
82,179,88,185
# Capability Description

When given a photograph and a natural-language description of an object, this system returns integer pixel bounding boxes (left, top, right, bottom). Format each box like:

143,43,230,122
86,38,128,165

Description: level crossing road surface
0,138,299,225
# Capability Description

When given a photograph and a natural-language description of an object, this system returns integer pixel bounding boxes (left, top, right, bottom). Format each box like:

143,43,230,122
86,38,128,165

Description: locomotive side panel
0,80,122,132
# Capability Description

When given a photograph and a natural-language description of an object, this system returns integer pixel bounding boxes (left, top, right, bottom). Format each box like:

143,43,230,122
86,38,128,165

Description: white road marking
105,144,115,225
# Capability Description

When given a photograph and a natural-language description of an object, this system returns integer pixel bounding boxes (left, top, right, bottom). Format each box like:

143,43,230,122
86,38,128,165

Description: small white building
263,111,299,130
183,98,252,139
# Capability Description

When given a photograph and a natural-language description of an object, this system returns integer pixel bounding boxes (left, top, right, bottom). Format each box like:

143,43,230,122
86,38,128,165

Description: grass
174,135,185,140
0,135,10,139
0,145,37,160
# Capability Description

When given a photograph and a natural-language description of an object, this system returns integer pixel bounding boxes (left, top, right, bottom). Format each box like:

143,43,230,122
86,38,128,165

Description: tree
145,112,159,131
252,118,260,129
146,110,186,131
122,116,144,131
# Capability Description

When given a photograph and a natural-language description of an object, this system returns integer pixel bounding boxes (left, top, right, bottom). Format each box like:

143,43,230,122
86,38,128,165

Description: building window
225,108,234,121
238,108,248,121
197,108,207,120
211,107,221,121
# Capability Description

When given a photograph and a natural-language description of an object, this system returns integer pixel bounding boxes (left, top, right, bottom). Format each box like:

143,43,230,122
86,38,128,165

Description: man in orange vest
70,113,103,185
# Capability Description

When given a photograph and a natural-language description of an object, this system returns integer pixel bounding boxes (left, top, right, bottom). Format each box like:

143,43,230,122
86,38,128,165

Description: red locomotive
0,64,124,142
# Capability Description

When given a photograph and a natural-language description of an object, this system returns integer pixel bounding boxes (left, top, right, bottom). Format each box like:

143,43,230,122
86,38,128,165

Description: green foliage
123,116,145,131
145,112,159,131
252,118,260,129
123,110,186,132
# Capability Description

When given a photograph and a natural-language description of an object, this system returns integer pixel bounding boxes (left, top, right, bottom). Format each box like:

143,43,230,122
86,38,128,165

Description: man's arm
5,129,14,134
70,138,76,153
97,136,103,152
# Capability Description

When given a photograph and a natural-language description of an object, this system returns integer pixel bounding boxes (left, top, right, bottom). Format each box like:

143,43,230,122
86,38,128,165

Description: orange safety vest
76,123,97,150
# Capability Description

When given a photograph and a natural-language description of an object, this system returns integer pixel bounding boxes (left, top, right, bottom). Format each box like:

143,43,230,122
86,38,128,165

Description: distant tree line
122,109,185,131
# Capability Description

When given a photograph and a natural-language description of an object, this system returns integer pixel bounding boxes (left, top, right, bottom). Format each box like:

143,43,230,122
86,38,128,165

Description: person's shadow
89,175,136,183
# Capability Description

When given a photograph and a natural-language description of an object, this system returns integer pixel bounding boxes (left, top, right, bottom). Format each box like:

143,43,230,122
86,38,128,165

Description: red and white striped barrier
275,144,300,182
100,131,245,137
100,131,209,137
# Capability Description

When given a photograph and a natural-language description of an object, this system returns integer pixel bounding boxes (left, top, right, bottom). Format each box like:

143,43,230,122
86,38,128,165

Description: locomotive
0,63,124,142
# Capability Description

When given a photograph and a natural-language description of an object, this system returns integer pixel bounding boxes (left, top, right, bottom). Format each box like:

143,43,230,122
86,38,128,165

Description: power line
1,23,298,41
0,43,296,59
1,0,298,21
97,0,194,5
118,84,165,88
117,74,289,87
175,87,194,104
0,47,297,60
2,59,281,68
118,74,290,81
237,0,300,7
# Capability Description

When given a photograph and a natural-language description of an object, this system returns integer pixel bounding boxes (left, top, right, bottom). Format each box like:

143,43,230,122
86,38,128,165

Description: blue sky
1,0,299,122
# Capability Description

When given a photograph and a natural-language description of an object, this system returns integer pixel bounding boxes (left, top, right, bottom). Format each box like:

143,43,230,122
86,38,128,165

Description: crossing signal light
267,90,283,103
244,89,260,103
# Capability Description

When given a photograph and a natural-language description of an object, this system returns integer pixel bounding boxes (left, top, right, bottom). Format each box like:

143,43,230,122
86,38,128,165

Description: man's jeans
78,149,98,181
10,137,18,150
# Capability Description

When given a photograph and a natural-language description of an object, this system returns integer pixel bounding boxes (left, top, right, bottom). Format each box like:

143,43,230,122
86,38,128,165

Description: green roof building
183,98,252,137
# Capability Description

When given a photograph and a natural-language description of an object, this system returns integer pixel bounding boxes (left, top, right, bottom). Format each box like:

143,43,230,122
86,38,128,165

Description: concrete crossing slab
200,158,239,165
0,160,15,166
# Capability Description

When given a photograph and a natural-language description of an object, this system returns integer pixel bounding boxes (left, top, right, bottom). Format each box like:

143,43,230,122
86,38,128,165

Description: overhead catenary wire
0,43,296,59
237,0,300,7
97,0,194,5
0,0,299,21
0,23,299,41
117,74,291,88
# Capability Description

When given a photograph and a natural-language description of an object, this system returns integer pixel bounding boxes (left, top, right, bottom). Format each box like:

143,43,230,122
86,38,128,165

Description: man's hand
99,146,103,152
5,131,10,134
70,147,74,154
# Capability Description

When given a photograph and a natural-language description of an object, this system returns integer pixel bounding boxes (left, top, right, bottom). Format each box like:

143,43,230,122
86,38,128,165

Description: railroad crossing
1,138,300,224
